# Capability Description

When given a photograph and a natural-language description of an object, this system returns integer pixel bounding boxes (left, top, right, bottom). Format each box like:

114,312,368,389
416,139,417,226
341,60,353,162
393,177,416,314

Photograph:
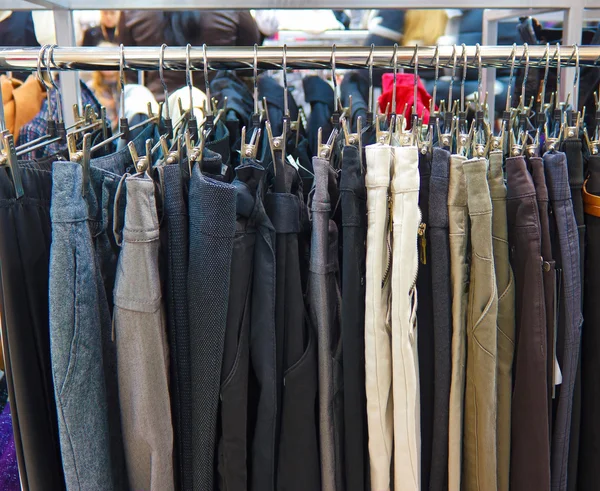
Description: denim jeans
188,163,237,491
544,151,583,491
114,175,174,491
507,156,551,491
309,156,344,491
50,162,116,490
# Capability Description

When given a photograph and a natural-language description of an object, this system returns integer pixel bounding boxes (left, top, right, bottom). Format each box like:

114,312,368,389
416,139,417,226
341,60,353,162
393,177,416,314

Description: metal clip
0,131,24,199
544,122,563,152
317,127,338,161
241,126,262,160
128,139,154,175
510,129,525,157
525,130,540,158
375,113,392,146
67,132,92,196
265,120,287,171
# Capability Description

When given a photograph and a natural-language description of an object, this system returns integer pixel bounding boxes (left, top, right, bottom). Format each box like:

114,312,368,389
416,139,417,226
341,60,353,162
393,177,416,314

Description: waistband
429,147,450,229
312,156,331,209
233,159,264,219
487,150,506,200
265,192,301,234
0,159,53,207
542,151,572,202
463,157,492,215
431,147,450,180
339,145,365,197
562,138,584,189
161,164,187,218
392,145,420,193
448,154,467,207
50,162,88,223
506,156,536,200
528,157,549,202
122,175,160,242
188,164,237,238
365,144,392,188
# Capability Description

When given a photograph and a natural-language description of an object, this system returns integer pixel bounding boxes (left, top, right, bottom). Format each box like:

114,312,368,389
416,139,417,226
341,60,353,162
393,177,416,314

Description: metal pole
1,45,598,72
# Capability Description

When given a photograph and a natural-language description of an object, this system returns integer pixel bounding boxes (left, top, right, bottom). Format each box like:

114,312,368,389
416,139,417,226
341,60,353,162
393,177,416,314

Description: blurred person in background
0,11,39,81
120,10,261,101
87,42,120,130
81,10,122,46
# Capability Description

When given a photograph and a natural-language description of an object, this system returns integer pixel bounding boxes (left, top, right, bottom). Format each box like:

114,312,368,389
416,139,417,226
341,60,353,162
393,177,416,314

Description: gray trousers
114,175,175,491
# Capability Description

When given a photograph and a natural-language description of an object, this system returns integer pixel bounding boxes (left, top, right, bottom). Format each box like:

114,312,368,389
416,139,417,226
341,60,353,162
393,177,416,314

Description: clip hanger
128,139,154,175
317,126,338,161
241,126,262,160
67,132,92,195
0,130,24,199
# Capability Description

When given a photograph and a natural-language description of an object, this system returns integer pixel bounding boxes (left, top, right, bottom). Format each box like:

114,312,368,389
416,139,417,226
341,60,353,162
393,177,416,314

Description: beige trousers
391,145,421,491
488,150,516,491
365,144,393,491
462,158,498,491
448,155,469,491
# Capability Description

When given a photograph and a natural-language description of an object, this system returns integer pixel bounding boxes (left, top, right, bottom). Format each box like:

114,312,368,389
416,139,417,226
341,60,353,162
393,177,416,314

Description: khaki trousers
462,158,498,491
488,151,516,491
365,144,393,491
447,155,469,491
391,145,421,490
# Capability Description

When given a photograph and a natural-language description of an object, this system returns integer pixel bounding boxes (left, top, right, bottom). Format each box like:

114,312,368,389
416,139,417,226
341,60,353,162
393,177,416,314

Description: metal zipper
418,222,427,265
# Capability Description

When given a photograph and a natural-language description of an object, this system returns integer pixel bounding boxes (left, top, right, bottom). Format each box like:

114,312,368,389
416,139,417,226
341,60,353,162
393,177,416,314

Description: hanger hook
331,44,339,113
185,44,195,118
411,44,419,117
37,44,51,91
46,44,64,123
282,44,289,119
572,44,580,109
119,44,126,120
430,45,439,114
391,43,398,118
202,44,212,116
253,43,259,116
448,44,457,110
540,43,550,112
368,43,375,116
475,43,483,111
521,43,530,107
460,43,467,113
505,43,517,112
159,44,169,118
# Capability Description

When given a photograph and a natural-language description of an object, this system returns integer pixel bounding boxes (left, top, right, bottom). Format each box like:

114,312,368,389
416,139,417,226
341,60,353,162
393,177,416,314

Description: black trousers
416,150,434,491
188,163,237,491
428,147,452,491
0,160,66,491
507,156,551,491
160,164,191,490
577,154,600,489
217,161,261,491
340,145,369,491
266,163,320,491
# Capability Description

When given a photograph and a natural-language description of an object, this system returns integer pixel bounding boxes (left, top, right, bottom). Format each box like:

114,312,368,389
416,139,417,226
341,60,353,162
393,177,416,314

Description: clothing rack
1,45,598,71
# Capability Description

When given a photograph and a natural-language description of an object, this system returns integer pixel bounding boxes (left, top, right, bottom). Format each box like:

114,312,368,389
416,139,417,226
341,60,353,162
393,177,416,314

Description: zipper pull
418,223,427,264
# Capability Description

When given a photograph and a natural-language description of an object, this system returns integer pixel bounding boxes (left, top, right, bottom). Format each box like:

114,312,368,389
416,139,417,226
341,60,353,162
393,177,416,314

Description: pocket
470,253,498,356
278,322,320,491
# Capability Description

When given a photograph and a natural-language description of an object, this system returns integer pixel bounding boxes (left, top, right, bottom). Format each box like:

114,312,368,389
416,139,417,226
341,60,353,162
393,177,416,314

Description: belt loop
113,173,129,247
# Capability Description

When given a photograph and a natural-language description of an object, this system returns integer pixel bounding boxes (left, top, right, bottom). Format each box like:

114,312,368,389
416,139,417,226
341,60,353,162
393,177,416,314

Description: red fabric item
378,73,433,128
